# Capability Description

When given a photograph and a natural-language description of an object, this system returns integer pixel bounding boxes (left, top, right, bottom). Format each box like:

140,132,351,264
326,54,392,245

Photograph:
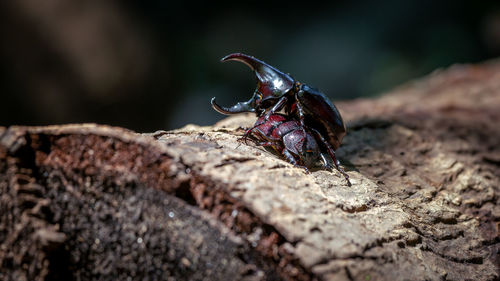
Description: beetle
211,53,349,184
243,113,328,174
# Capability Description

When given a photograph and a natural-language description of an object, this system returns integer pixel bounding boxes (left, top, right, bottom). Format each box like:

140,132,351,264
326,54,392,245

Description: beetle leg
295,98,306,127
242,124,261,145
320,152,332,169
309,128,351,185
242,124,277,145
282,149,310,173
282,149,298,165
263,95,288,121
257,141,277,147
249,96,289,138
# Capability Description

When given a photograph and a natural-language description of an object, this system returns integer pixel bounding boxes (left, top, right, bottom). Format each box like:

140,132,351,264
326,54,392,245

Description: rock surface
1,60,500,280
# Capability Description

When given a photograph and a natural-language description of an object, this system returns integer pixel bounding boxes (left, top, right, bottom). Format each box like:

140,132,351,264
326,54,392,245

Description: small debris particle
181,257,191,267
231,209,238,217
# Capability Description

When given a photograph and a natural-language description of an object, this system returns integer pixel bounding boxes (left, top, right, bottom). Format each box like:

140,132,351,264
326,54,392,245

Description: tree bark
1,60,499,280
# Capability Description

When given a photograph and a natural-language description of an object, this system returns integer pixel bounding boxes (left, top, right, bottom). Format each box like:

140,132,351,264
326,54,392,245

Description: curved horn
210,93,259,115
221,53,294,98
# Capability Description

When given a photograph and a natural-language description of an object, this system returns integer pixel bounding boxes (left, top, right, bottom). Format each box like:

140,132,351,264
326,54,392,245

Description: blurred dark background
1,1,500,132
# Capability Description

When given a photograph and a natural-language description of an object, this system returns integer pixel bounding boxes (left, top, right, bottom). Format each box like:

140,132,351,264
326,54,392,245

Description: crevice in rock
420,244,484,265
187,174,315,281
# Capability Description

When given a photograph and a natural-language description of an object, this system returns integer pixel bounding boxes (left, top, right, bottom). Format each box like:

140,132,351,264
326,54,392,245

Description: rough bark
1,60,500,280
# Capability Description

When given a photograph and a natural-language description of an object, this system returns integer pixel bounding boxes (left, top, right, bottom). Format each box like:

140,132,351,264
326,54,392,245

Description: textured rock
1,60,500,280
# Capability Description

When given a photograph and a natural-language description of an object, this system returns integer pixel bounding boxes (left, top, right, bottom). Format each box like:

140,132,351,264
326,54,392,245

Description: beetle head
211,53,295,115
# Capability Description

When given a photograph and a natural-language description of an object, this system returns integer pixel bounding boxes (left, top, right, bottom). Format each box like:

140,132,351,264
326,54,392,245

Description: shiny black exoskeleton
211,53,350,185
244,113,326,173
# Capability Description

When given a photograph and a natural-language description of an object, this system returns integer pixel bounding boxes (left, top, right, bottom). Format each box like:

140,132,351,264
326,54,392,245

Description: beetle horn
211,92,259,115
221,53,295,98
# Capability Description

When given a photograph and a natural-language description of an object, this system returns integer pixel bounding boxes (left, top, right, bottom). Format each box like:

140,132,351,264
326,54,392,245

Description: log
1,60,499,280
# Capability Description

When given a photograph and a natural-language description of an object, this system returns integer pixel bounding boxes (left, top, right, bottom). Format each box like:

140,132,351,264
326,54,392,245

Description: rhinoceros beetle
243,113,327,173
211,53,350,184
